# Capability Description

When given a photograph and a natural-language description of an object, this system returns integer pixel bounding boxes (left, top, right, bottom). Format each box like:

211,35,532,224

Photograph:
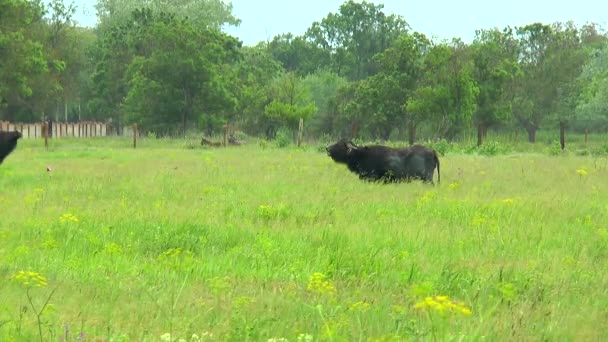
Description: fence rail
0,121,113,138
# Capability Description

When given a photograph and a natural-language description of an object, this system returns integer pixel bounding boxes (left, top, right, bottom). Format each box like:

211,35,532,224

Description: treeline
1,0,607,144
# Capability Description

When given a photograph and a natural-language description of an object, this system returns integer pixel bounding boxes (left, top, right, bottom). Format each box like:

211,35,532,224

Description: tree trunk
527,126,537,143
182,92,189,137
382,127,391,141
584,128,588,145
266,126,277,140
477,123,484,147
559,122,566,151
64,100,68,122
408,120,416,146
350,121,359,139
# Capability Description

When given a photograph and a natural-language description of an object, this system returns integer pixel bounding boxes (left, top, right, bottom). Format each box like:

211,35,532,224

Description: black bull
0,131,22,165
326,139,440,184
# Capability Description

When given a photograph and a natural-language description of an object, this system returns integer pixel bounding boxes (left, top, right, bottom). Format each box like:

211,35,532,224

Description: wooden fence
0,121,109,138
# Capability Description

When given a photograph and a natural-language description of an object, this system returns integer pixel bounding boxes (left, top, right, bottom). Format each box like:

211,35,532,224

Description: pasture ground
1,136,608,341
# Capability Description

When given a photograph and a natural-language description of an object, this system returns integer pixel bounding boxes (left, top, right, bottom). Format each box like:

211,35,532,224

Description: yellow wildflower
576,168,588,176
349,300,371,313
448,181,460,190
59,213,79,223
471,213,486,227
307,272,336,297
419,191,436,203
12,271,48,288
413,295,472,316
104,242,122,255
501,198,515,206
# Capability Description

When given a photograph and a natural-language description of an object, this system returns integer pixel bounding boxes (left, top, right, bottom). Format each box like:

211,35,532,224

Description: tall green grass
1,137,607,341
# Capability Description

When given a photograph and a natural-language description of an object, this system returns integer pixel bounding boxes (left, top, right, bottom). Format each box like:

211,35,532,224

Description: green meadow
1,136,608,341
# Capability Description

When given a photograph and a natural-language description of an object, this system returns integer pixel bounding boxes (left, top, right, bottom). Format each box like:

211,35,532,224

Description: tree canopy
2,0,607,142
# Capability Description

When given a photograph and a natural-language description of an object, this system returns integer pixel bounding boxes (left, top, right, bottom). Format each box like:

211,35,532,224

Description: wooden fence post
133,124,138,148
297,118,303,147
43,121,48,149
559,122,566,151
223,125,228,147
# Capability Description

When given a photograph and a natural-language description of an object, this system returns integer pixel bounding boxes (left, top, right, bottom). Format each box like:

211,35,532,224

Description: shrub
477,140,512,156
427,139,452,156
547,140,563,156
591,143,608,157
274,128,292,148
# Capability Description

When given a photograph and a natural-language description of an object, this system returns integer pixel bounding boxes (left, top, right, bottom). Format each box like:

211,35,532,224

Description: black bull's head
326,138,358,163
0,130,22,165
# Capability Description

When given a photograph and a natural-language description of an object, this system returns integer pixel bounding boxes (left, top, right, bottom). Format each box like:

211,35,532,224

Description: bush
182,139,199,150
426,139,452,156
477,140,512,156
591,143,608,157
547,140,563,156
231,130,249,142
274,128,292,148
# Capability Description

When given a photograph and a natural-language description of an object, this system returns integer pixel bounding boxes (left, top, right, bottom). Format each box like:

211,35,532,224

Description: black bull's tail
434,151,441,184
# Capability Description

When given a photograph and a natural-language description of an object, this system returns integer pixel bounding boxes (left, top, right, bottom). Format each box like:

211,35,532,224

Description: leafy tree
408,40,479,140
44,0,95,122
512,22,591,145
0,0,48,121
346,74,402,140
262,72,316,139
557,23,607,136
575,41,608,132
547,22,589,149
305,0,409,80
232,45,283,136
300,70,348,137
121,9,241,136
471,27,520,146
332,82,359,138
267,33,330,76
372,32,430,143
94,0,240,31
88,15,134,130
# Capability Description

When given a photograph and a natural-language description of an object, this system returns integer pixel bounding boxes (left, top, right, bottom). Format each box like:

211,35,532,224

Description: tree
232,45,283,136
121,9,241,136
300,69,348,137
88,14,134,131
267,33,330,76
0,0,48,121
512,23,553,142
547,22,588,150
94,0,240,31
407,40,479,140
262,72,317,139
305,0,409,81
575,41,608,134
347,74,402,140
471,27,520,146
372,32,430,143
44,0,96,122
513,22,591,145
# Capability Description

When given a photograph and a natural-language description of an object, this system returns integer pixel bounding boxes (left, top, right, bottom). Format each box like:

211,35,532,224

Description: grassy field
1,136,608,341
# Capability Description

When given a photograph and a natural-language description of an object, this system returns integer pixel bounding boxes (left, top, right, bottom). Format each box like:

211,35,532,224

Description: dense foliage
1,0,607,141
